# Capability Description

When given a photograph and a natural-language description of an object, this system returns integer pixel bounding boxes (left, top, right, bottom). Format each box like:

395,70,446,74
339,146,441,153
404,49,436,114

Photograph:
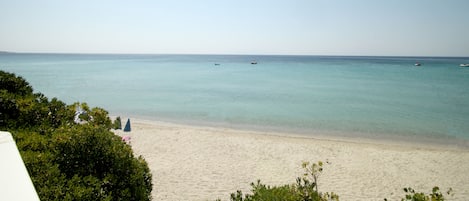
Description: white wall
0,131,40,201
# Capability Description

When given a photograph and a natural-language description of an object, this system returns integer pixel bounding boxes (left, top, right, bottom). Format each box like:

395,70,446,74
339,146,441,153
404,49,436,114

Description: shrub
114,116,122,129
1,70,152,200
384,186,453,201
52,125,152,200
0,70,33,95
218,161,339,201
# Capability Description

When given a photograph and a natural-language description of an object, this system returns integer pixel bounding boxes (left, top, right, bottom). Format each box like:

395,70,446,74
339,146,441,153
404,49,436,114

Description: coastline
113,117,469,201
113,115,469,151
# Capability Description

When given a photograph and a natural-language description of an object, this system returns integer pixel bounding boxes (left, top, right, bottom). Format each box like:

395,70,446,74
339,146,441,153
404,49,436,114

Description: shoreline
112,115,469,151
113,117,469,201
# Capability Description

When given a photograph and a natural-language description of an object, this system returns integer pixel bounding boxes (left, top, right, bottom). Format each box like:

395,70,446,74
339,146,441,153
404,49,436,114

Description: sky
1,0,468,56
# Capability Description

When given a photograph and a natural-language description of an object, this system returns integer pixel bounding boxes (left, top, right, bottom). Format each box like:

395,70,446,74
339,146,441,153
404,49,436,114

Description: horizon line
1,50,468,58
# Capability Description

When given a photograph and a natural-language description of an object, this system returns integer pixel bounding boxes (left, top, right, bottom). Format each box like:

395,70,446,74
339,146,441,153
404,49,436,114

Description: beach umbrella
123,118,131,132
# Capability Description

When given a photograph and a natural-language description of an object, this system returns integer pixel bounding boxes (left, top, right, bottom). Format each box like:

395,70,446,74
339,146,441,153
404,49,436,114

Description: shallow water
1,53,469,144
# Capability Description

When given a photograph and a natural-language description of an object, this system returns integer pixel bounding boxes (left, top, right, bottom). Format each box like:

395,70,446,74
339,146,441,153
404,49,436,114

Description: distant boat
414,62,422,66
214,63,220,66
251,61,257,65
459,64,469,67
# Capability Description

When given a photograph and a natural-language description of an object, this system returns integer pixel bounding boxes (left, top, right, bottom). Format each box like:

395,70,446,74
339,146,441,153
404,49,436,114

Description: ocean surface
1,53,469,145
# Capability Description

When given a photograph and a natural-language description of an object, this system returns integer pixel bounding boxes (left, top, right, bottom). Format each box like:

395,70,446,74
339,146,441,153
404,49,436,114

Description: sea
1,53,469,147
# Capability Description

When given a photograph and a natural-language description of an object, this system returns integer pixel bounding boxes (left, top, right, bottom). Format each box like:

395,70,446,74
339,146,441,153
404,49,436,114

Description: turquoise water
1,53,469,144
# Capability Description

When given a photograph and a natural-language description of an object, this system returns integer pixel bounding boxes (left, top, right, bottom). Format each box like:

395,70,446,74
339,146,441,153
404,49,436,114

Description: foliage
0,70,152,200
114,116,122,129
52,125,152,200
299,161,323,198
71,102,113,129
221,161,451,201
0,70,33,96
228,181,300,201
383,186,453,201
218,161,339,201
0,71,75,130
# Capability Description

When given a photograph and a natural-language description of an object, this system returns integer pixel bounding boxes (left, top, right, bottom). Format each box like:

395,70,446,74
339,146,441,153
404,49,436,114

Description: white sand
114,118,469,201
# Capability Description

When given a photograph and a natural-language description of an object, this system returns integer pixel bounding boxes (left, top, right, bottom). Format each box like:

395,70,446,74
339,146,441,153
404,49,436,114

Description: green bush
218,161,339,201
1,70,152,200
114,116,122,130
230,181,300,201
220,161,451,201
0,70,33,95
0,71,75,130
384,186,453,201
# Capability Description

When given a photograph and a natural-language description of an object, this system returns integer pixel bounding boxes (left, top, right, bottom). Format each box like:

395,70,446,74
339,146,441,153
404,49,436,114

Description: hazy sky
1,0,468,56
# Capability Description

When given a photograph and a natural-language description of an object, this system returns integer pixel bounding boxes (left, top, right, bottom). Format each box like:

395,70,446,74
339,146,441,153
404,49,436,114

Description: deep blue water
1,53,469,145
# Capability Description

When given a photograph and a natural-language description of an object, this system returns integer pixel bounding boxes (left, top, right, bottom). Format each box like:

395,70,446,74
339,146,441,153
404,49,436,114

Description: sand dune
114,118,469,201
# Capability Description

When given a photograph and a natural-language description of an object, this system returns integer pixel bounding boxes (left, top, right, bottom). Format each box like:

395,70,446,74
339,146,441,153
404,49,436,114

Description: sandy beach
114,118,469,201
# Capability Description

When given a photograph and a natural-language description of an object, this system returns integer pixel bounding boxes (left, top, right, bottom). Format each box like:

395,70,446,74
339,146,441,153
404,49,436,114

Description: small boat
251,61,257,65
459,64,469,67
414,62,422,66
214,63,220,66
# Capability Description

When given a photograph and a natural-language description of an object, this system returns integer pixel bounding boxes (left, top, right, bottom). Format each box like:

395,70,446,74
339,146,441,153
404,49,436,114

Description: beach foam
114,118,469,201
